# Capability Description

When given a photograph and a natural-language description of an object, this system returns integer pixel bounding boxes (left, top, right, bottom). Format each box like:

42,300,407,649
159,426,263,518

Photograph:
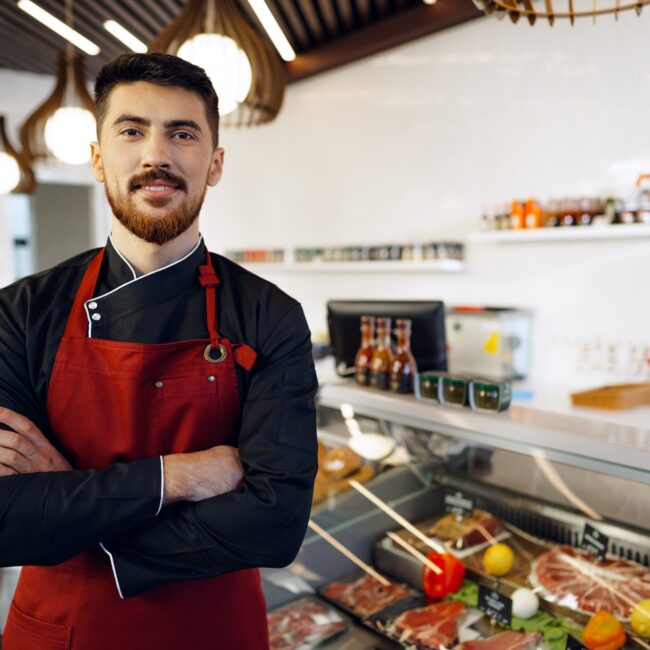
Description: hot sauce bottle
390,318,418,394
354,315,376,386
369,317,393,390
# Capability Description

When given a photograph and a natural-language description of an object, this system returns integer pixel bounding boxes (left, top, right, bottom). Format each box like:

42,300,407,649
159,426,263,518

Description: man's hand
162,446,243,505
0,407,73,476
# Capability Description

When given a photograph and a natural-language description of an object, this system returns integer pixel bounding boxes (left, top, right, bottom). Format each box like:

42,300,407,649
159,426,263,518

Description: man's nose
141,133,172,169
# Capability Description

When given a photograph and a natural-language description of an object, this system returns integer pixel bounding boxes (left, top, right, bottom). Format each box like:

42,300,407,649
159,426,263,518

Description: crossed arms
0,303,318,597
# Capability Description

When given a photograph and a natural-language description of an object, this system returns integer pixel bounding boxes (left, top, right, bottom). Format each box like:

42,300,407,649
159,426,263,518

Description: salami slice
532,545,650,619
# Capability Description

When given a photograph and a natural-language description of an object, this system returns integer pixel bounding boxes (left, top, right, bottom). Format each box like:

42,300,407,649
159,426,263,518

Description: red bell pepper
422,550,466,599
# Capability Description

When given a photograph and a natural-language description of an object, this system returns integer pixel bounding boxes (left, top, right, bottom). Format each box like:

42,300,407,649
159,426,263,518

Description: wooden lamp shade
473,0,650,25
19,52,95,164
0,116,36,195
148,0,286,127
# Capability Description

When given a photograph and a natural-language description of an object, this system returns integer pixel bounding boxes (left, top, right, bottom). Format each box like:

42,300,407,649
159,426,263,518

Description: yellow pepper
582,611,626,650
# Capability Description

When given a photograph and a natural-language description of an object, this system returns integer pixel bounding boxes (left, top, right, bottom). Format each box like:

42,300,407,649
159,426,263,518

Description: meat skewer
387,531,444,576
308,519,391,586
349,479,447,561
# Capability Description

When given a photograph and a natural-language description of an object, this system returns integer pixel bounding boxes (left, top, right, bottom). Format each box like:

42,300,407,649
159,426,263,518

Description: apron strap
198,248,221,349
64,249,106,338
199,250,258,371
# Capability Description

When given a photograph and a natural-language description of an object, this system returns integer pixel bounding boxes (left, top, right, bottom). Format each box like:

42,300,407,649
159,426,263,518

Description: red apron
3,248,269,650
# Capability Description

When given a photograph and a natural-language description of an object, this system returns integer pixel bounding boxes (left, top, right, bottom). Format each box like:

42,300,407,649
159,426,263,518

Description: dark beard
106,170,206,246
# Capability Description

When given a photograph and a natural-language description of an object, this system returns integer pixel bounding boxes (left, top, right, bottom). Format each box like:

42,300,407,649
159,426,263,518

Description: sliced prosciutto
532,545,650,619
454,631,541,650
393,600,466,649
323,573,414,617
267,598,346,650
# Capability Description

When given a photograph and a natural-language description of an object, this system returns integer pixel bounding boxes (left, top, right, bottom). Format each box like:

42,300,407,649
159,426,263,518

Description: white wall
201,11,650,388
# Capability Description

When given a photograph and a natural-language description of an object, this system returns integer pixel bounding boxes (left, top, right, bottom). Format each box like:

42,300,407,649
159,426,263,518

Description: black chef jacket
0,234,318,597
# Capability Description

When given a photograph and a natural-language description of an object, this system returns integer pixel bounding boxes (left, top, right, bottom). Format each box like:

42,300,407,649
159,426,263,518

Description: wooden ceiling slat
289,0,319,48
36,0,124,59
0,4,76,53
266,1,307,52
348,0,364,28
329,0,350,32
367,0,381,22
110,0,162,39
312,0,334,40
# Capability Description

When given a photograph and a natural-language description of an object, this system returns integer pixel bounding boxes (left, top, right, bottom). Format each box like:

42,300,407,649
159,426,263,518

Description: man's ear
207,147,225,187
90,141,105,183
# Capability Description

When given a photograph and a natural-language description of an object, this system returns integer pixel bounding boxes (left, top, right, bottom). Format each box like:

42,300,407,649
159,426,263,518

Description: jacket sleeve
0,290,164,567
101,303,319,597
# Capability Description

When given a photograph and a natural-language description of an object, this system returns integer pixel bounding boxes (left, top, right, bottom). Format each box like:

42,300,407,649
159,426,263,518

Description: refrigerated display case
262,377,650,649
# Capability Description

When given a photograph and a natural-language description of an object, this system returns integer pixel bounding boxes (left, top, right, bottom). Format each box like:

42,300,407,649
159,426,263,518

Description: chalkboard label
445,491,474,516
478,584,512,627
580,523,608,562
566,634,589,650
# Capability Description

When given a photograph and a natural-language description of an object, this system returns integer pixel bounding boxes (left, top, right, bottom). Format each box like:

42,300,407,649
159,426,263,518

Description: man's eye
174,131,194,140
121,128,142,137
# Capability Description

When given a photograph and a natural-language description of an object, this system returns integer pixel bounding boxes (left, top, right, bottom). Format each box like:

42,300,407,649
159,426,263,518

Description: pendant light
0,116,36,195
19,0,96,165
472,0,650,25
148,0,286,126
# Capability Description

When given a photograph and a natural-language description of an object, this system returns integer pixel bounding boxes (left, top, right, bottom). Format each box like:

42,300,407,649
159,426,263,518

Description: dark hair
94,53,220,148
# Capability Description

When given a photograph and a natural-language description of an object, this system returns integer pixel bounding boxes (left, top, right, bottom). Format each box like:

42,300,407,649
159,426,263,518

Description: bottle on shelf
509,200,525,230
354,315,376,386
524,199,542,229
369,317,393,390
390,318,418,394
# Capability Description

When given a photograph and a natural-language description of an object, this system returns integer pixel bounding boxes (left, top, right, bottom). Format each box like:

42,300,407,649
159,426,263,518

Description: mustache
129,170,187,192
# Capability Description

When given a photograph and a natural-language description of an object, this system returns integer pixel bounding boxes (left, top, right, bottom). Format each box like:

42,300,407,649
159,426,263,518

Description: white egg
512,588,539,619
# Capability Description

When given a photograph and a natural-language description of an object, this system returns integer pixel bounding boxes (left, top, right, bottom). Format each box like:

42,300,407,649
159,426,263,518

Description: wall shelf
471,223,650,243
238,259,466,274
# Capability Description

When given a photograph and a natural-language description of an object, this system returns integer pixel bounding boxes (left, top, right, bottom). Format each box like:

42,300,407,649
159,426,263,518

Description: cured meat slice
323,573,414,617
267,597,346,650
392,600,466,649
454,631,541,650
532,545,650,619
428,510,502,549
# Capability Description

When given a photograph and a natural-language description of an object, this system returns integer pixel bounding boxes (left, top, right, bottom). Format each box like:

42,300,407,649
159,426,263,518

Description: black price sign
566,634,589,650
478,584,512,627
580,523,609,562
445,491,474,517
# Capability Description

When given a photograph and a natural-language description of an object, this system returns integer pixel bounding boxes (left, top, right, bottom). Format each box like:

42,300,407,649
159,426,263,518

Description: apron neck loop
198,248,221,348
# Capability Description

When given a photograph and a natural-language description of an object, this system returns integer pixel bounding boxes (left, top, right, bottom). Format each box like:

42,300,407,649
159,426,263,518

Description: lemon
631,599,650,638
482,543,515,577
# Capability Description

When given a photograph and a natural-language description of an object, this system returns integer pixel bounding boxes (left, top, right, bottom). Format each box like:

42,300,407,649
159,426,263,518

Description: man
0,53,318,649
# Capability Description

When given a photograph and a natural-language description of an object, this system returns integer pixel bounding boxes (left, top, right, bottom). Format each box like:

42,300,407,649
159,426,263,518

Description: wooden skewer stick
386,531,443,575
349,479,447,555
307,519,391,586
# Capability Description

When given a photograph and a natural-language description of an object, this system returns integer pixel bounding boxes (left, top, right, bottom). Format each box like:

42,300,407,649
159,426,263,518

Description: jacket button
155,381,163,389
91,313,101,321
208,376,216,383
88,301,98,310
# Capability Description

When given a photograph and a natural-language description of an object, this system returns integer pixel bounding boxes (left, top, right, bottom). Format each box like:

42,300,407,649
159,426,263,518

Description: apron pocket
159,375,220,451
3,600,71,649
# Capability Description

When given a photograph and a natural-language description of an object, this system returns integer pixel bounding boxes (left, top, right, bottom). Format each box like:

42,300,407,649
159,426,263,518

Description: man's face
90,81,223,245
